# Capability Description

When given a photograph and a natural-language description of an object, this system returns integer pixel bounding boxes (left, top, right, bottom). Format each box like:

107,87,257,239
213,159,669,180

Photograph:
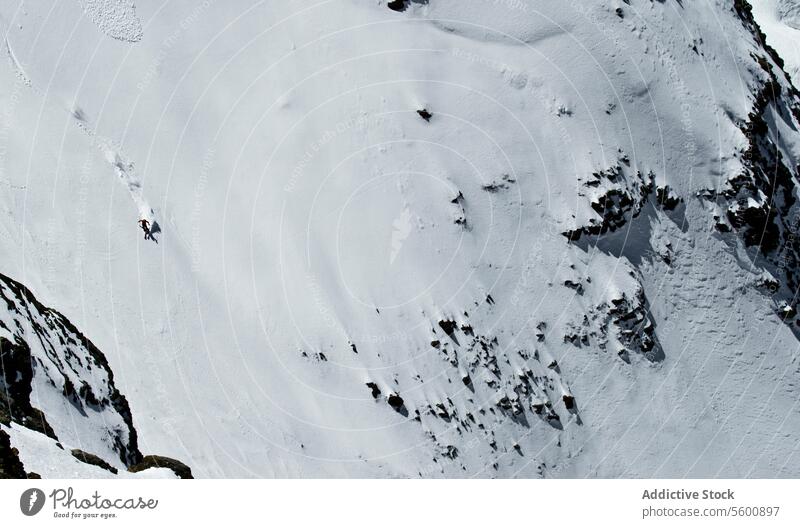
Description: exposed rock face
387,0,428,13
0,429,27,478
71,449,119,475
560,1,800,354
426,315,577,432
0,272,140,467
564,165,655,241
606,289,664,363
129,455,193,479
0,272,190,478
0,336,56,441
708,2,800,334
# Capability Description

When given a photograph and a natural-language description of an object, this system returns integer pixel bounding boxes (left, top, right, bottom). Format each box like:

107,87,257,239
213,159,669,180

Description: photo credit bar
0,479,797,527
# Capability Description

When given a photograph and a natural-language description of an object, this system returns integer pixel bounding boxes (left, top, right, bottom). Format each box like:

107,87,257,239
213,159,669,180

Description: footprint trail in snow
2,34,157,231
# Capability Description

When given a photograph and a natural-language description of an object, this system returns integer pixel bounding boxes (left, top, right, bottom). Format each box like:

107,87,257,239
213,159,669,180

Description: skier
139,218,152,240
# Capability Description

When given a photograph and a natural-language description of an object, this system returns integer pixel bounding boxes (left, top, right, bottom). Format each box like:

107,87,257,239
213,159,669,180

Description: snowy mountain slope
0,0,799,477
752,0,800,81
0,271,191,478
3,422,178,479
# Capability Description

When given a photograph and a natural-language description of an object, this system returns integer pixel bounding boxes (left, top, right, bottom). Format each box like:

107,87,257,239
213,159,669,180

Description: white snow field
752,0,800,81
1,0,800,477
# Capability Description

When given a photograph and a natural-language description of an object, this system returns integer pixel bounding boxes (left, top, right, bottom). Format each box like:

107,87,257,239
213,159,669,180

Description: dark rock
564,168,655,241
656,186,682,210
437,320,460,345
441,445,459,459
366,382,382,399
129,455,193,479
0,272,141,465
71,449,118,475
0,272,193,476
0,337,58,441
564,280,584,295
0,429,27,478
387,393,405,409
608,289,664,361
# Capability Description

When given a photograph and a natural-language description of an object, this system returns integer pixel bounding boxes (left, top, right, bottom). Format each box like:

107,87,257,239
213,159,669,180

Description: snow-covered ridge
0,272,190,478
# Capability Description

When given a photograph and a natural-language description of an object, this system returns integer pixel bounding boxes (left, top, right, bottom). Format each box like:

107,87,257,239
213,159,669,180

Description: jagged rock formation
704,2,800,335
0,429,27,478
0,273,191,478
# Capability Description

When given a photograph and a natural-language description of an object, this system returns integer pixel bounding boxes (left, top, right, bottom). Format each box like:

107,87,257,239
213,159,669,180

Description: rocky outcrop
0,272,191,478
387,0,428,13
606,289,664,362
129,455,193,479
71,449,119,475
708,1,800,332
561,285,664,364
564,164,682,244
0,272,141,467
0,429,27,478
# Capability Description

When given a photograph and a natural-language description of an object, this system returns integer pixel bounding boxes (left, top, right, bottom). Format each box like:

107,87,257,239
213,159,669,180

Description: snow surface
752,0,800,81
0,0,799,477
0,273,134,468
75,0,143,43
3,422,175,478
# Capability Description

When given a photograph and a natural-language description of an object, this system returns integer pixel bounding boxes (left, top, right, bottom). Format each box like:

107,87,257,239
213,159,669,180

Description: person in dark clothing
139,218,152,240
